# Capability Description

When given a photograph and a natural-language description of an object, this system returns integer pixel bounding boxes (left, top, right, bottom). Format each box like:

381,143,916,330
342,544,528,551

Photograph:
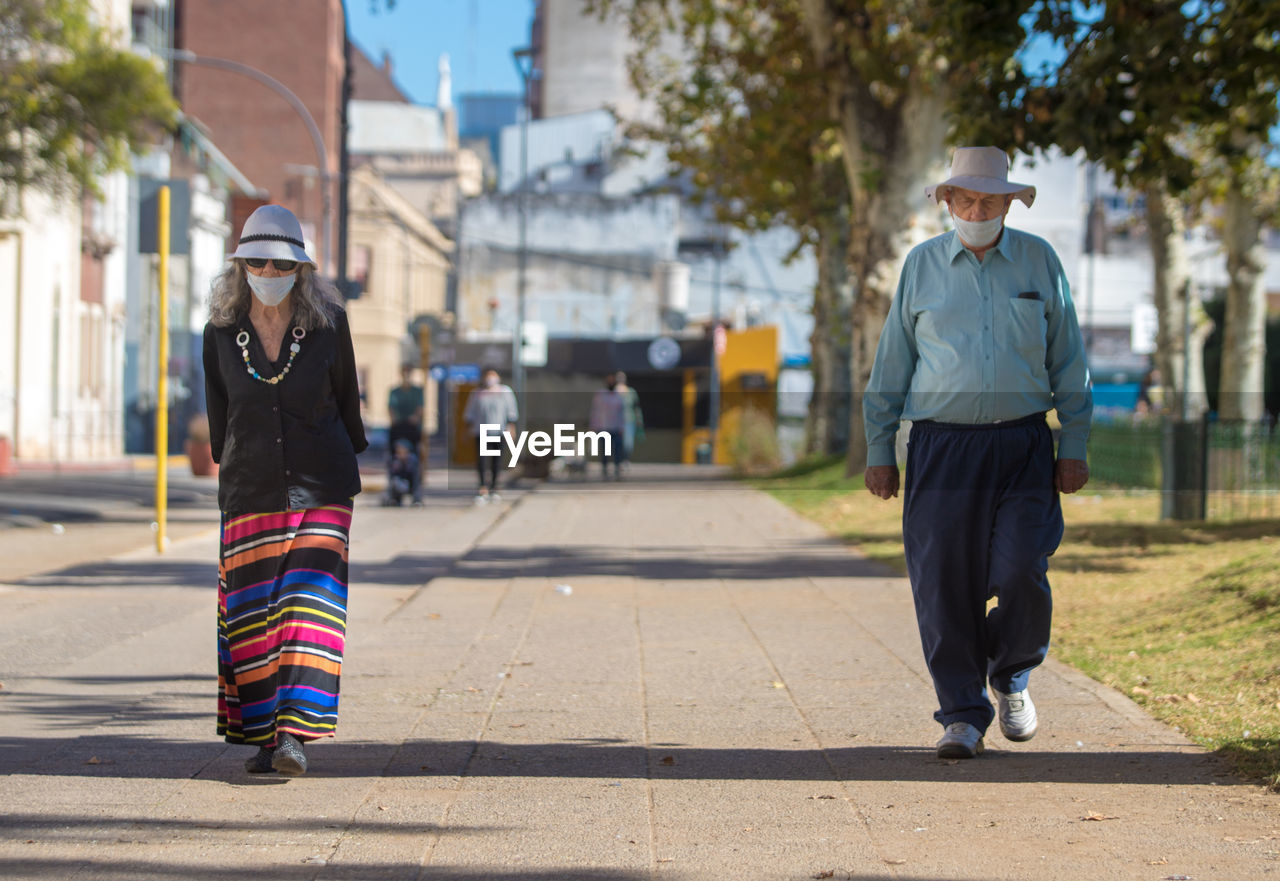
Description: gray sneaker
936,722,985,759
992,688,1038,741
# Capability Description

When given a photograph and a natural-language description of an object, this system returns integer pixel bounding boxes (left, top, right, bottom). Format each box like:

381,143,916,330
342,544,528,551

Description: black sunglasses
243,258,299,272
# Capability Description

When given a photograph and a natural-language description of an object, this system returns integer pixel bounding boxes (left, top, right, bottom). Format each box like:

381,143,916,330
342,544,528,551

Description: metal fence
1087,417,1280,521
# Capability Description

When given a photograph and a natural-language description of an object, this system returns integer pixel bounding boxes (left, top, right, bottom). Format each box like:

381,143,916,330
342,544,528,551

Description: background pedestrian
462,367,518,502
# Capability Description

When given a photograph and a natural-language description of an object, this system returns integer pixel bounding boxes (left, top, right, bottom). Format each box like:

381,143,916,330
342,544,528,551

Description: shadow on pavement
0,684,209,730
9,560,216,590
1,811,494,838
448,544,887,582
350,554,458,586
0,735,1241,787
0,862,657,881
6,536,882,590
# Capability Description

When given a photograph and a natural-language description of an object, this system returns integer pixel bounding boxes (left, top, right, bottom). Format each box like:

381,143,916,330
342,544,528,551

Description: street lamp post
512,46,535,434
163,49,334,276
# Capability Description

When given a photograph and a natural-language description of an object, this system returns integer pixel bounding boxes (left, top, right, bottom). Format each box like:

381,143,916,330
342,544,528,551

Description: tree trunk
1144,180,1211,419
796,0,949,476
1218,180,1267,422
804,211,853,456
839,92,948,475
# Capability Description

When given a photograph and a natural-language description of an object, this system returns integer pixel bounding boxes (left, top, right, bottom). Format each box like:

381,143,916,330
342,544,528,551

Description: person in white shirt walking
463,367,518,502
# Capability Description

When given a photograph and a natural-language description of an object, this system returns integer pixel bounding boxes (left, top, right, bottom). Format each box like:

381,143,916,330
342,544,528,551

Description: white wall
349,100,446,154
540,0,640,122
0,189,83,460
459,192,815,360
498,110,615,193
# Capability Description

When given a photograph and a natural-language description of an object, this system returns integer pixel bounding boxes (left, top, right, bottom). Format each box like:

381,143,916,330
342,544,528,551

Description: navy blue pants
902,413,1064,732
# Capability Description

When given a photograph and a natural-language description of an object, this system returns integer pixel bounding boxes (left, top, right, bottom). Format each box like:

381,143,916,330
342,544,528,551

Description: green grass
755,457,1280,790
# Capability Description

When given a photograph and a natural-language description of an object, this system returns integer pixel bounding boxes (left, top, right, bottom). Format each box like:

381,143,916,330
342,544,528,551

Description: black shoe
244,747,275,774
271,732,308,777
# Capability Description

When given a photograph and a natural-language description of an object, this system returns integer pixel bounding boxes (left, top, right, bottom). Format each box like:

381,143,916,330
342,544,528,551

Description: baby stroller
382,438,423,507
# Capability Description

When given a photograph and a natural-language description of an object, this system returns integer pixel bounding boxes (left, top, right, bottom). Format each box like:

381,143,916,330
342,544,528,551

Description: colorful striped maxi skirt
217,504,352,746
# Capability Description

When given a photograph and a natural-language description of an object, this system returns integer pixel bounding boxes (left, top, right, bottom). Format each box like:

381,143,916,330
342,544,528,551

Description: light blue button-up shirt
863,226,1092,468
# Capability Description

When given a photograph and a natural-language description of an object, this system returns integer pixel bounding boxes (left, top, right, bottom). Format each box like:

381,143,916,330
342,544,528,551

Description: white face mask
484,375,499,389
950,211,1004,249
246,271,296,306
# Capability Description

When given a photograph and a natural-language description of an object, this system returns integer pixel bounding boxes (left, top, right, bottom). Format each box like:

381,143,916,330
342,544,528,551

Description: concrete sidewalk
0,467,1276,880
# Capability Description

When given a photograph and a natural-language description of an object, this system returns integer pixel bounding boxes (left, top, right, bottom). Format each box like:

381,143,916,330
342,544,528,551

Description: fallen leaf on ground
884,859,907,865
1080,812,1119,821
812,872,835,879
659,755,675,765
1147,858,1169,865
808,795,837,800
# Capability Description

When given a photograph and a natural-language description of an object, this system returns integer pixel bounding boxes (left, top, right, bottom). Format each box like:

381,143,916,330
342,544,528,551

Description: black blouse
202,308,367,516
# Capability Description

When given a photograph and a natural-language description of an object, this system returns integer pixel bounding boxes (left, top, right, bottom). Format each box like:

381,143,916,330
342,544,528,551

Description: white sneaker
936,722,985,759
992,688,1038,742
489,491,502,502
473,493,488,505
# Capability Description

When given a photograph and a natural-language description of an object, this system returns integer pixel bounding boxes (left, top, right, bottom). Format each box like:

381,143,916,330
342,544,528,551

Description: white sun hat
230,204,316,266
925,146,1036,207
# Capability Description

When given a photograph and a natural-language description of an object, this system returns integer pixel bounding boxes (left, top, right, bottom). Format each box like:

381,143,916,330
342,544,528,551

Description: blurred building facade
174,0,345,273
454,0,815,463
345,44,480,431
0,0,137,463
345,165,452,431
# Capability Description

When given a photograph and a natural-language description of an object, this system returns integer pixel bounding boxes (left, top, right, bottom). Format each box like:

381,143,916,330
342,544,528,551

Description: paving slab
0,466,1276,881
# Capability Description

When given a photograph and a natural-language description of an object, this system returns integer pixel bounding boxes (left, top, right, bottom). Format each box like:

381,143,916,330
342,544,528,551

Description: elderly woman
202,205,367,777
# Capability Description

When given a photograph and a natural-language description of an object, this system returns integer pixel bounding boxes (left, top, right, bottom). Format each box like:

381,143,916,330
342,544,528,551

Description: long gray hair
206,261,343,330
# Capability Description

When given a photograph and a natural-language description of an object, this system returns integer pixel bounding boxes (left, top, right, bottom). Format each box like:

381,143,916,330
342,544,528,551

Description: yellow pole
155,186,170,553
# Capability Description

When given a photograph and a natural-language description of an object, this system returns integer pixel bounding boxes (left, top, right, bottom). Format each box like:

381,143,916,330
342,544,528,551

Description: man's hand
864,465,900,500
1055,458,1089,494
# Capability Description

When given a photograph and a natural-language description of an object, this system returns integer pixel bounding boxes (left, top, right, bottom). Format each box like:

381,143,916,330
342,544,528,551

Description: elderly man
863,146,1093,759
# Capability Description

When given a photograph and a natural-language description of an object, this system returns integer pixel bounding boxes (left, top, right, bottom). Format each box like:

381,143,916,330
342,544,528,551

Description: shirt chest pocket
1008,298,1048,362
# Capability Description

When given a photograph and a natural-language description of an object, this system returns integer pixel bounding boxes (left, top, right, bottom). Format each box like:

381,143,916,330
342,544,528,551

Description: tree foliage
958,1,1280,420
589,0,1058,470
587,0,843,242
586,0,853,454
0,0,176,202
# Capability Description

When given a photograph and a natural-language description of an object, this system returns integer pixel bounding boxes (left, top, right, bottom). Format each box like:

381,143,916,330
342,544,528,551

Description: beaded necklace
236,325,306,385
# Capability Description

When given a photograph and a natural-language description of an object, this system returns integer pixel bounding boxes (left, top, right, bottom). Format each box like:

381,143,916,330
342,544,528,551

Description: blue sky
346,0,535,106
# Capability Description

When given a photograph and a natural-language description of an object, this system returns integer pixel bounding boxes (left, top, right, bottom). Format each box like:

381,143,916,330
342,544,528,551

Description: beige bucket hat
925,146,1036,207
